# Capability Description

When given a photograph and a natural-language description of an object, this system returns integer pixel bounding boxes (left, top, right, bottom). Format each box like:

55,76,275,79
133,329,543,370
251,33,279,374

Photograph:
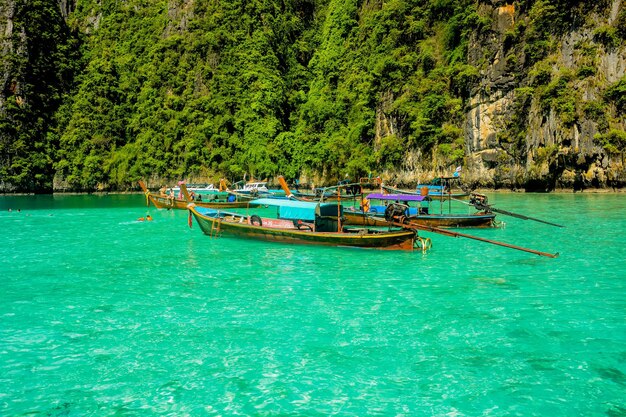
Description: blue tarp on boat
250,198,341,220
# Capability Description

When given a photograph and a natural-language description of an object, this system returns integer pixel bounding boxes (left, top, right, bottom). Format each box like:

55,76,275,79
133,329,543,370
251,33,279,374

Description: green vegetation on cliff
0,0,80,192
53,0,484,190
0,0,624,192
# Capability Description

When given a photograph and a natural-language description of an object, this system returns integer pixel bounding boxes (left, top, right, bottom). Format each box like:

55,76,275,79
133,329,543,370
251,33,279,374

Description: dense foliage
0,0,80,192
0,0,624,192
55,0,485,190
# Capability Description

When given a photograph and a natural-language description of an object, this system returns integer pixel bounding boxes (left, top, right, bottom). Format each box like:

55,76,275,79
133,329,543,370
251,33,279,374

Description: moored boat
139,181,255,210
185,196,424,251
227,179,293,198
343,192,496,228
170,183,224,200
414,178,469,200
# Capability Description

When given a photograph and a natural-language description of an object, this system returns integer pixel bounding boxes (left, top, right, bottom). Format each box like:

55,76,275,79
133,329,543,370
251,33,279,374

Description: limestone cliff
1,0,624,192
464,0,625,190
0,0,22,120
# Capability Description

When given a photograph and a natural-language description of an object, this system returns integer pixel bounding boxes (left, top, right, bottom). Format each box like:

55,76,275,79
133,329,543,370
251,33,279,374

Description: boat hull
190,207,417,251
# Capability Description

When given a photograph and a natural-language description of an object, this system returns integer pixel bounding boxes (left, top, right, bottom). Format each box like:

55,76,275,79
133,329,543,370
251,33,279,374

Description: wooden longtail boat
138,181,255,210
185,197,422,251
343,193,496,228
414,176,469,200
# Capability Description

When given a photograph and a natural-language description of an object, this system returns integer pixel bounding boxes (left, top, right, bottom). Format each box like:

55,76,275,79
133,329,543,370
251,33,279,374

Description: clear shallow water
0,193,624,416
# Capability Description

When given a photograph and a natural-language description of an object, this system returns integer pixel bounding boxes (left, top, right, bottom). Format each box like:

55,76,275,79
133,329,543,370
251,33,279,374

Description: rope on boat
414,236,432,253
144,191,150,206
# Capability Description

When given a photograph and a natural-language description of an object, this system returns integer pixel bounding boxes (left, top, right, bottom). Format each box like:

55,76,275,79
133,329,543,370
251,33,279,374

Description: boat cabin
250,198,342,232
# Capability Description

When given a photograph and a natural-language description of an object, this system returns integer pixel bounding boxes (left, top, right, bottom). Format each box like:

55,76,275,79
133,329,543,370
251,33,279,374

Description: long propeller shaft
388,219,559,258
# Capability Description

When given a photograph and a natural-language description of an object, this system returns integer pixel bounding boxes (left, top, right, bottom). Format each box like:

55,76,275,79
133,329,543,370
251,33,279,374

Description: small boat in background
171,183,220,196
414,175,469,200
233,180,270,194
229,179,290,198
138,181,255,210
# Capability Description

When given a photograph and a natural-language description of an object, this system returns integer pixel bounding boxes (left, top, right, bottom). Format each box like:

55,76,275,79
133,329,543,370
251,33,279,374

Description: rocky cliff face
0,0,24,192
464,0,625,191
0,0,19,118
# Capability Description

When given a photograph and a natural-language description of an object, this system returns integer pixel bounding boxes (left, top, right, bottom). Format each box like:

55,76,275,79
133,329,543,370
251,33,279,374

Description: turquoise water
0,193,624,416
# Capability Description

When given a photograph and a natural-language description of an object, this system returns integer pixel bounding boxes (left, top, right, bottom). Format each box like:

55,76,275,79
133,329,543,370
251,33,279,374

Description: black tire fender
384,204,395,221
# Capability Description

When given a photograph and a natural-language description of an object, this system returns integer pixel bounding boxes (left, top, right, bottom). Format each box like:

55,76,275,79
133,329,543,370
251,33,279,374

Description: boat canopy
367,193,426,202
251,198,341,220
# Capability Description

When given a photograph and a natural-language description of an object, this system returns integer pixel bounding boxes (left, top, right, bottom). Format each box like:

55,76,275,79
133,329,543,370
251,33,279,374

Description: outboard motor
384,203,410,223
469,193,490,211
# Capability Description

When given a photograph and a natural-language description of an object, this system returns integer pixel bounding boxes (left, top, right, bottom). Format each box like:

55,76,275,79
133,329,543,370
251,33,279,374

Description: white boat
171,183,218,193
239,181,269,193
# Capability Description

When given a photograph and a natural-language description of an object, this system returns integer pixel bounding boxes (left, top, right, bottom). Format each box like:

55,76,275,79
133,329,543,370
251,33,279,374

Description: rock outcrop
464,0,625,191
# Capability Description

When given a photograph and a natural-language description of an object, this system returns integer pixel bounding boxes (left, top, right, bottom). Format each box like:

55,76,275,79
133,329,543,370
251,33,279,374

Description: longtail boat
184,195,424,251
343,193,496,228
414,176,469,200
138,181,255,210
